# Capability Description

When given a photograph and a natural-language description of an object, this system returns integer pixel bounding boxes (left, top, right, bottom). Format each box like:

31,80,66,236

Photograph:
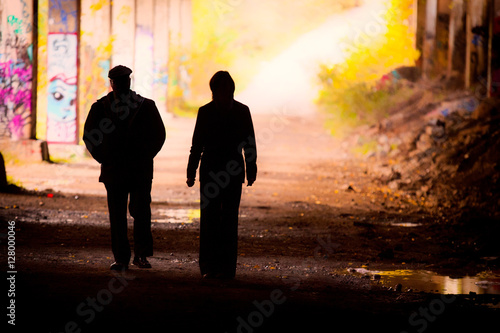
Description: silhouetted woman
186,71,257,279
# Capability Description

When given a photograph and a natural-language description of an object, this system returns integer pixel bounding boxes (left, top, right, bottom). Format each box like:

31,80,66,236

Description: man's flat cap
108,65,132,79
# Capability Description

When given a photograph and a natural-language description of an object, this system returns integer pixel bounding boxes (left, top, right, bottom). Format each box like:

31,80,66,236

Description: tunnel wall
1,0,191,158
0,0,34,141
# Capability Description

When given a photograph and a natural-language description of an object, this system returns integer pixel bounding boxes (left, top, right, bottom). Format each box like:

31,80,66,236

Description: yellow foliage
335,0,419,87
317,0,420,136
187,0,361,106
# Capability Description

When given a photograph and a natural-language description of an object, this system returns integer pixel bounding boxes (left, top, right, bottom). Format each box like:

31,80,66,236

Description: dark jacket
187,100,257,183
83,91,166,184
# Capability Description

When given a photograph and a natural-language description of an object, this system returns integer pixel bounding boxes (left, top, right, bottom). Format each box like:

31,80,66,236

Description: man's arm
147,100,166,158
83,102,108,164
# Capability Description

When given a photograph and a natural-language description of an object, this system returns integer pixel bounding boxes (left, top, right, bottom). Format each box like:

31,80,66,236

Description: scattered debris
356,79,500,224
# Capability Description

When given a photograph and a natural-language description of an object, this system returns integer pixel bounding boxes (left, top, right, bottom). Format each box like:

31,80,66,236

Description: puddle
355,221,424,228
348,268,500,296
153,208,200,223
388,222,423,227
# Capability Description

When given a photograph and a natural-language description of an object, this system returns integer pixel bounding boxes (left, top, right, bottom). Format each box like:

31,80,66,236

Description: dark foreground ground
1,114,499,332
2,192,499,333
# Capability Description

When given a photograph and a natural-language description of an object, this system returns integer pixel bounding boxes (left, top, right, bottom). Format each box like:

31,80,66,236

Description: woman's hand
186,178,195,187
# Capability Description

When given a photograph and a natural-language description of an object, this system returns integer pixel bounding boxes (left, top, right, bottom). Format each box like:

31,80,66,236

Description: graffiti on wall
0,1,33,140
79,0,113,144
80,41,111,137
0,60,32,139
49,0,78,33
47,33,77,143
135,24,154,97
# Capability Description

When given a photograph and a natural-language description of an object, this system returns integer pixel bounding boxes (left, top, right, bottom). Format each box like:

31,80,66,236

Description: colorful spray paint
0,0,33,140
46,33,77,143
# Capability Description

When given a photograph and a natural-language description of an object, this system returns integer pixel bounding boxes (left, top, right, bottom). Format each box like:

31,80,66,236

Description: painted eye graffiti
52,91,64,101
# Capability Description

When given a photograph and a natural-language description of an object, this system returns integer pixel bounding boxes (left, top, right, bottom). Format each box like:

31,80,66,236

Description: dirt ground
1,113,499,332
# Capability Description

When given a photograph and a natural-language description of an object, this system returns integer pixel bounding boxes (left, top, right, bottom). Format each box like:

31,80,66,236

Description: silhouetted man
83,65,166,270
187,71,257,279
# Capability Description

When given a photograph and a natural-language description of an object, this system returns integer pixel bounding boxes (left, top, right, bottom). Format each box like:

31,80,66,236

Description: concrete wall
167,0,192,112
46,0,79,144
79,0,111,145
0,0,192,162
418,0,499,89
36,0,49,142
0,0,34,140
111,0,135,71
4,0,194,161
153,0,169,115
134,0,153,97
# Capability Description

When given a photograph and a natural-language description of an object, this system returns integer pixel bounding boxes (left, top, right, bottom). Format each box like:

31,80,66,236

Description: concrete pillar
153,0,169,114
486,0,494,97
447,1,461,79
409,0,419,51
46,0,79,144
167,0,181,113
36,0,49,141
111,0,135,69
422,0,438,79
465,0,472,88
180,0,192,47
167,0,192,112
134,0,154,97
79,0,112,143
0,0,34,140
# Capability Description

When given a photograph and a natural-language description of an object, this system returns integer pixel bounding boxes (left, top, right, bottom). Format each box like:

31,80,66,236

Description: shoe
133,257,152,268
110,262,129,271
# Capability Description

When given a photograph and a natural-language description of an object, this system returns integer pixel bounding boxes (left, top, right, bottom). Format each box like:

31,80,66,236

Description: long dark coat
83,91,166,184
187,100,257,184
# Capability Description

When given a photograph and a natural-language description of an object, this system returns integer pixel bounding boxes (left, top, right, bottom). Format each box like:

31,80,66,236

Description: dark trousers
199,178,242,277
104,181,153,264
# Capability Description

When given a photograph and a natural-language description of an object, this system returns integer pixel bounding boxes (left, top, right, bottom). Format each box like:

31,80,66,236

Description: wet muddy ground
1,114,499,332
